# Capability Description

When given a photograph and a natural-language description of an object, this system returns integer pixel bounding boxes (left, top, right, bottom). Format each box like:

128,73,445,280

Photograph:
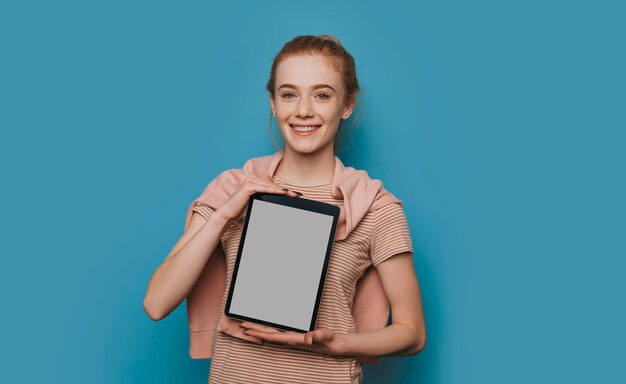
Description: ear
343,99,355,117
268,93,275,115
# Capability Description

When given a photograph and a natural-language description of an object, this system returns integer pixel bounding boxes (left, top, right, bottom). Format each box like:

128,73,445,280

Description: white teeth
292,125,320,132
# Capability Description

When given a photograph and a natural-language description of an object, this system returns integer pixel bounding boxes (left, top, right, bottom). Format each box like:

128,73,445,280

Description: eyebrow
277,83,336,92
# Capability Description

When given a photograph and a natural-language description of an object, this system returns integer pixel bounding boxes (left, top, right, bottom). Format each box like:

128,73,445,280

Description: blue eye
317,93,330,100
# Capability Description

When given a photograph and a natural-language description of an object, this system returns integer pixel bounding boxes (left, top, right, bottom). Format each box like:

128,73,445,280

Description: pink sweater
184,149,404,364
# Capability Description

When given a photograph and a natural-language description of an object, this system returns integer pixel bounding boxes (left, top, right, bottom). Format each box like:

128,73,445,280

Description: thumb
304,331,314,346
311,328,333,344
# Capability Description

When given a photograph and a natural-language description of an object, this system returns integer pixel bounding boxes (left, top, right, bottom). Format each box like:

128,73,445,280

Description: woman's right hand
215,175,299,225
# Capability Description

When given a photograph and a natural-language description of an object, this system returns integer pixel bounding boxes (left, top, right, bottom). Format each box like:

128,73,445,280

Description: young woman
144,34,426,384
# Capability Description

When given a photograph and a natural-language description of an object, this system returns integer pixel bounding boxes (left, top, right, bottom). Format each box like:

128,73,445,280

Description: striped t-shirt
191,175,414,384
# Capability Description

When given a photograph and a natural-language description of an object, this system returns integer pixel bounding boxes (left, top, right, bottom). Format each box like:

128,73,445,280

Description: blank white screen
229,199,334,331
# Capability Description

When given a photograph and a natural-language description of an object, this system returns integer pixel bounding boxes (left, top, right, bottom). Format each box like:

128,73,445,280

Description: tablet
224,192,340,334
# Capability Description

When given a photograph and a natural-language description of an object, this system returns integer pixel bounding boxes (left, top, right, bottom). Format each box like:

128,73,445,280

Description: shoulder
355,169,404,213
369,201,406,219
360,201,406,232
196,153,279,200
336,162,405,215
368,201,414,266
339,163,394,195
345,164,397,194
339,162,373,181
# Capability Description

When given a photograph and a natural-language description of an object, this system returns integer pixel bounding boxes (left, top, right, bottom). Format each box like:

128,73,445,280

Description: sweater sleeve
369,203,414,267
191,202,216,221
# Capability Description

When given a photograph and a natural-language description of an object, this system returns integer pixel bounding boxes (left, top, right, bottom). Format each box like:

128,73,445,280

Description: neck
274,146,336,186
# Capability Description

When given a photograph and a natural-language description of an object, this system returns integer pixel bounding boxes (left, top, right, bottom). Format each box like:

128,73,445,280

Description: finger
247,179,297,196
270,186,299,197
252,176,299,197
241,333,265,345
246,329,302,345
240,322,281,333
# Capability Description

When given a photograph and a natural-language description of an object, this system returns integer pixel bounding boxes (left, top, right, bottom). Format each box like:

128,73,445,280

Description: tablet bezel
224,192,340,333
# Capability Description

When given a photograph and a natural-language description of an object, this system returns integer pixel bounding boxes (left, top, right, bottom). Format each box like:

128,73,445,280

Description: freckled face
269,54,351,154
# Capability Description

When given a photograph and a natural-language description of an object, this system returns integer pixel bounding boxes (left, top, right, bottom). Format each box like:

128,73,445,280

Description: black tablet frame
224,192,340,333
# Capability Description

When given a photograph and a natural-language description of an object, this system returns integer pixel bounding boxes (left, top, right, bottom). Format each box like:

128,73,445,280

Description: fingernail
243,331,250,336
293,191,303,197
239,325,246,328
282,188,289,192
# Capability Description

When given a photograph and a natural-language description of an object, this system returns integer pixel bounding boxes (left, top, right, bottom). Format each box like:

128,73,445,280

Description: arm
337,251,427,357
142,209,230,321
239,251,427,358
144,175,299,321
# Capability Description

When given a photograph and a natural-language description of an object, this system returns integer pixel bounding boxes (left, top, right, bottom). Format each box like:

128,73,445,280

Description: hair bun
318,34,343,47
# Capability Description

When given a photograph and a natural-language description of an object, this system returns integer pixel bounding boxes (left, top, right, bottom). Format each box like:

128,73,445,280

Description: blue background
1,1,624,383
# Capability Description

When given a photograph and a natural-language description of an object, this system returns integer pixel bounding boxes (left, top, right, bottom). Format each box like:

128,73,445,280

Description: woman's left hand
238,321,345,356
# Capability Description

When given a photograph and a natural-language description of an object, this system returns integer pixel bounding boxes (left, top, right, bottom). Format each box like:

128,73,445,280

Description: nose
296,97,314,118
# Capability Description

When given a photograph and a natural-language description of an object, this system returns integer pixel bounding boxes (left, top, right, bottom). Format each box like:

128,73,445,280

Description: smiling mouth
290,124,322,132
289,124,322,136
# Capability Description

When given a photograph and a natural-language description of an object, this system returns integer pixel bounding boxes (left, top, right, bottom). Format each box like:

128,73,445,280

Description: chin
286,145,318,155
285,141,333,155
